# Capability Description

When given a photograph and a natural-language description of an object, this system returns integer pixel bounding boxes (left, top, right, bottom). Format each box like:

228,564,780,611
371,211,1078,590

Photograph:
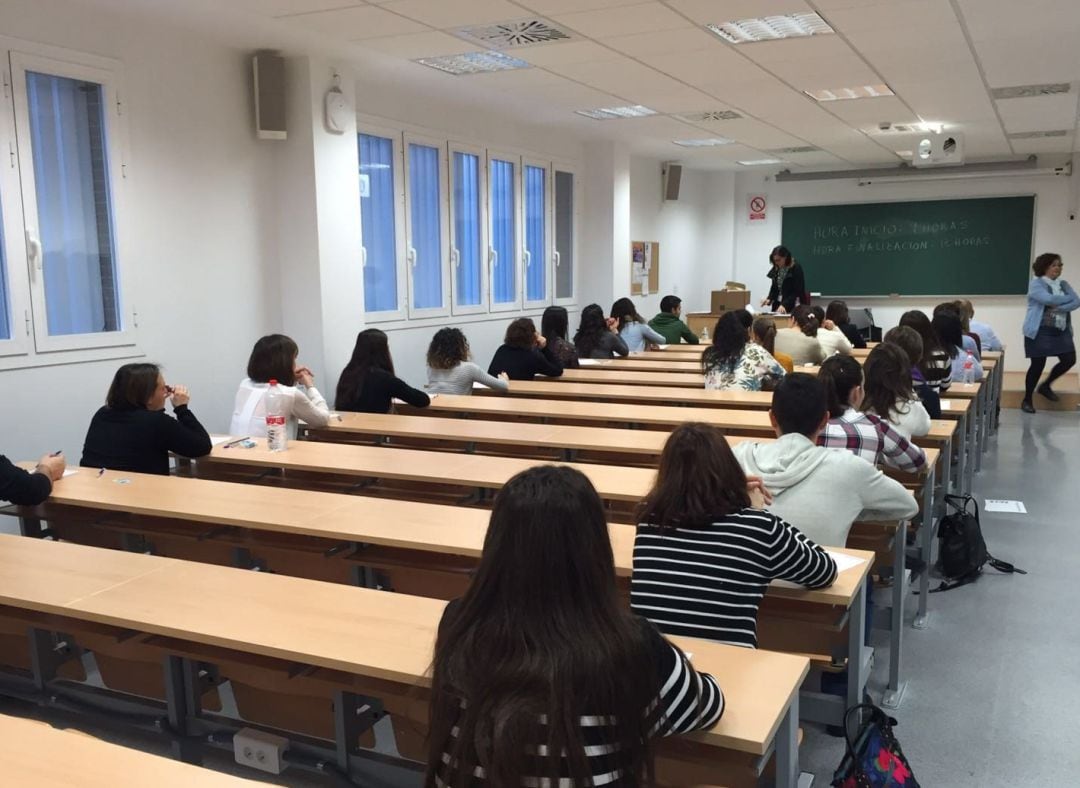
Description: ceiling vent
770,145,819,154
1008,130,1070,139
678,110,743,122
872,123,919,134
991,83,1071,100
456,18,573,49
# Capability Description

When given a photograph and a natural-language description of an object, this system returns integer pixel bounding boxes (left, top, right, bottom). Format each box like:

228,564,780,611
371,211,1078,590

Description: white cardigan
229,378,331,439
868,397,932,439
817,326,854,358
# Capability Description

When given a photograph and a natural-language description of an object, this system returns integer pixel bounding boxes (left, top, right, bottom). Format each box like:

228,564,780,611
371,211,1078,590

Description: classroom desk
581,357,702,373
0,713,260,787
0,534,810,787
557,368,707,387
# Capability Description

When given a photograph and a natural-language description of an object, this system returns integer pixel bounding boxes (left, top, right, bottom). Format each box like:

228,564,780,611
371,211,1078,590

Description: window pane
359,134,400,313
0,198,9,340
555,170,574,300
407,143,443,310
26,71,119,336
452,151,482,307
524,165,546,302
490,159,516,304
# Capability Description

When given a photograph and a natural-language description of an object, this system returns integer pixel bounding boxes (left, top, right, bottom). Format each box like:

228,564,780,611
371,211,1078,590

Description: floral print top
703,344,786,392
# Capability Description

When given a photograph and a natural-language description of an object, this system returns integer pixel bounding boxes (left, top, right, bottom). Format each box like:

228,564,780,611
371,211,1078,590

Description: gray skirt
1025,324,1075,359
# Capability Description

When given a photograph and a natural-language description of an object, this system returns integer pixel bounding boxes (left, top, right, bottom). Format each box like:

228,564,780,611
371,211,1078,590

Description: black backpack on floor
932,494,1026,592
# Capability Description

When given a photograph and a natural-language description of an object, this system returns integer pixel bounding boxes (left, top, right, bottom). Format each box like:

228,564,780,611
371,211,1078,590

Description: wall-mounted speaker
662,162,682,201
253,52,286,140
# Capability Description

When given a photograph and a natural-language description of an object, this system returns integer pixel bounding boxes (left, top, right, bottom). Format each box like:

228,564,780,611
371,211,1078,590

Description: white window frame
358,123,407,323
487,150,521,313
402,132,450,320
448,141,488,317
9,50,136,355
552,162,580,308
521,157,551,310
0,65,31,360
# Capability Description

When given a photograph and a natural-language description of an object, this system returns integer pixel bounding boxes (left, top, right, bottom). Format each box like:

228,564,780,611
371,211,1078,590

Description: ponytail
818,355,862,418
793,305,819,337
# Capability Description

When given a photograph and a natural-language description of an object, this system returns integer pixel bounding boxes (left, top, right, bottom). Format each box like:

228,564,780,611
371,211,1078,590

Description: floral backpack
832,703,919,788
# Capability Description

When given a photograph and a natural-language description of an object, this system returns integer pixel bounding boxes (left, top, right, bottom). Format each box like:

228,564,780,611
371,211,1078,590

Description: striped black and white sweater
631,507,838,649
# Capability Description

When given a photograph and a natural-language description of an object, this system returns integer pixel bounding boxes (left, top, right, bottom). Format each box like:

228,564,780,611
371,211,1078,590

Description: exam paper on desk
771,550,865,590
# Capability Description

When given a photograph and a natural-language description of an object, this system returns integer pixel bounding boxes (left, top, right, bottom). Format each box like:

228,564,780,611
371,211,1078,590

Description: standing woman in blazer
1022,252,1080,413
761,245,806,314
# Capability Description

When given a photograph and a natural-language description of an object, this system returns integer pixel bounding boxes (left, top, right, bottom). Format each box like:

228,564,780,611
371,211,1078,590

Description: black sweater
80,405,213,476
837,322,867,349
336,368,430,414
488,344,564,381
0,455,52,505
766,263,807,313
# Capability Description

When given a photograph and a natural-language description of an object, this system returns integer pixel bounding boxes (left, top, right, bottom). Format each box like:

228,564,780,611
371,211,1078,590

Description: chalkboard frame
780,193,1037,297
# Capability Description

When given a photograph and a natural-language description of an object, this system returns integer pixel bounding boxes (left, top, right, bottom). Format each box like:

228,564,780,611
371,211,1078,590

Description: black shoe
1037,382,1059,402
1021,399,1036,414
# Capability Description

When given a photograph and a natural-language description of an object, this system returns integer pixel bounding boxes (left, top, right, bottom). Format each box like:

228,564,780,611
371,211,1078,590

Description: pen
223,436,250,449
50,450,63,456
97,468,106,477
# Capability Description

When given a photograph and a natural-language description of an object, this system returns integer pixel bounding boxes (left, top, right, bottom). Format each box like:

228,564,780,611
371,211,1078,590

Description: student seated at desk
818,356,927,474
811,305,854,357
541,305,580,369
488,318,564,381
934,303,981,359
574,304,629,360
231,334,333,437
883,326,942,420
752,317,793,373
825,300,867,349
932,312,984,383
964,299,1003,352
862,344,931,439
648,294,700,345
774,305,827,366
82,364,212,475
0,451,65,505
701,312,785,392
732,374,919,548
899,310,952,394
426,328,509,395
632,423,836,649
428,465,723,787
337,329,429,413
612,297,666,352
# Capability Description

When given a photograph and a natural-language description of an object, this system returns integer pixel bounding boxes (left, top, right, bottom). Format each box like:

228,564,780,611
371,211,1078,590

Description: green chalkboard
781,196,1035,296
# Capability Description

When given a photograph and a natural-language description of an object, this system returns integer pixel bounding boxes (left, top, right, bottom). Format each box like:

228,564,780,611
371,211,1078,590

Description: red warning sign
749,194,767,222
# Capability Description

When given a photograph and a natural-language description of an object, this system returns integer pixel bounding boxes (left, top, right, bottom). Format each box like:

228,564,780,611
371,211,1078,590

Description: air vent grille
678,110,743,122
991,83,1071,100
873,123,919,134
770,146,819,154
1008,130,1070,139
456,18,573,49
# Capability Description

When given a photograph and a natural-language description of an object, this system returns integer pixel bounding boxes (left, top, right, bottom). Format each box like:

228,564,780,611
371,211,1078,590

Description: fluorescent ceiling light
673,138,732,147
576,105,657,120
706,13,833,44
414,51,530,75
806,84,893,101
738,158,783,166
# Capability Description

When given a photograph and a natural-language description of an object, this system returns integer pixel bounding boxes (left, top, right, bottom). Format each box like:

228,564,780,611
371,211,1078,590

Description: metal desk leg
883,522,907,708
847,583,867,713
774,697,800,788
975,388,986,471
955,414,968,496
966,401,978,489
940,436,953,501
915,472,935,629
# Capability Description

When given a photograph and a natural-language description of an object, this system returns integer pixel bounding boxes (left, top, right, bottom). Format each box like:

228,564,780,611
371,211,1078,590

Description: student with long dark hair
899,310,951,393
574,303,629,359
612,297,665,352
774,305,826,366
701,311,784,391
862,343,931,438
884,325,942,419
427,466,724,787
541,305,580,369
633,423,836,648
932,312,983,383
825,300,867,349
488,318,564,380
817,355,926,474
336,329,429,413
761,245,806,314
426,328,509,396
231,334,332,437
933,302,980,358
752,317,793,373
82,363,212,475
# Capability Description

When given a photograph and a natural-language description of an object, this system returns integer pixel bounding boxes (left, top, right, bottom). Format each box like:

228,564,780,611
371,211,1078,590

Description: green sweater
648,312,699,345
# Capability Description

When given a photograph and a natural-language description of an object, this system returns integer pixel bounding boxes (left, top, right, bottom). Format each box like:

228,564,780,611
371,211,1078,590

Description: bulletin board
630,241,660,296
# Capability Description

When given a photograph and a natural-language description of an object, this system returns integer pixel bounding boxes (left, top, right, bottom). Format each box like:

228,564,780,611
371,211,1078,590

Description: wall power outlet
234,727,288,774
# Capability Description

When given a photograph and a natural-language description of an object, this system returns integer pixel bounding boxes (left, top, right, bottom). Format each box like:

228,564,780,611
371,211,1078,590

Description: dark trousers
1025,352,1077,400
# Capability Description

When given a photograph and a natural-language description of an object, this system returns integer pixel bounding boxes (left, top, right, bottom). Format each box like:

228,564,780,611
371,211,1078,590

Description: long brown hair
426,466,661,787
862,344,916,421
752,318,777,354
638,424,751,530
611,297,644,331
335,329,394,409
818,355,863,418
792,305,819,337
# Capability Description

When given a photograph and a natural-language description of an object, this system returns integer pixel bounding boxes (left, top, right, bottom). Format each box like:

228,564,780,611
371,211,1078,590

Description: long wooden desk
558,368,707,387
581,357,702,373
0,714,259,787
0,534,810,786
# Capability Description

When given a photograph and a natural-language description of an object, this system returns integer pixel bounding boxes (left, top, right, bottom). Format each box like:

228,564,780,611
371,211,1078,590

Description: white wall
0,0,280,461
733,166,1080,370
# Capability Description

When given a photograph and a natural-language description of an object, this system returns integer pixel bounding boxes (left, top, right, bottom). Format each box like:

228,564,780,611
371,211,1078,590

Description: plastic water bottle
701,325,710,341
265,379,288,452
962,352,975,385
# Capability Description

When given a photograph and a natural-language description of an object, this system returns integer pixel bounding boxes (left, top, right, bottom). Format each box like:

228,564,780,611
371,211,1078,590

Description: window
554,169,576,304
7,52,134,356
523,162,547,307
358,131,404,319
0,207,10,341
404,139,448,317
449,146,486,315
488,155,519,311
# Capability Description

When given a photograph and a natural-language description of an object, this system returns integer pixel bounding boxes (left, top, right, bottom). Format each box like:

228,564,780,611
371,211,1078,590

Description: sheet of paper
210,435,235,446
770,551,866,590
984,499,1027,514
939,399,954,409
578,358,608,366
62,469,81,478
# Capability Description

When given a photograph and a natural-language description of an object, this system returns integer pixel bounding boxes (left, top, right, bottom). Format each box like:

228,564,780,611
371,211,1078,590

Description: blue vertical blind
407,143,443,311
555,170,574,300
452,152,482,307
490,159,516,304
0,194,9,340
524,164,546,302
26,71,120,336
359,133,399,313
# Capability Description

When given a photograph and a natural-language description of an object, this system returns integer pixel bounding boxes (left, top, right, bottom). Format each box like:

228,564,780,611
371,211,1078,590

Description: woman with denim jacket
1021,253,1080,413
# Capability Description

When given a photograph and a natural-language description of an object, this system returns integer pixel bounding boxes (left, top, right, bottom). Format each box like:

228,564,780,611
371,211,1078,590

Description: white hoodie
732,433,919,548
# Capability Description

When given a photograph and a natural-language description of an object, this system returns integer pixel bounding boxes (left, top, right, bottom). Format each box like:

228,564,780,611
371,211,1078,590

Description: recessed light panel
672,138,733,147
806,84,894,101
414,51,531,75
991,83,1070,100
706,13,833,44
1008,130,1069,139
575,105,658,120
738,158,783,166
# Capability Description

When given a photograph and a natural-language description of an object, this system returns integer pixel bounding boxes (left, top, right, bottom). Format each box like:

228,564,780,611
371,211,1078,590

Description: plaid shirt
818,408,927,474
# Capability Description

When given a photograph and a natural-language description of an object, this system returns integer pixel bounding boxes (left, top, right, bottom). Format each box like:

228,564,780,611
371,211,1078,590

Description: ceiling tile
553,2,691,38
770,55,883,91
360,30,482,57
996,93,1079,135
518,40,621,67
639,47,773,88
515,0,651,15
281,5,429,37
823,0,957,34
820,96,913,126
696,117,810,149
1009,135,1075,155
956,0,1080,42
740,34,855,64
600,27,718,57
628,86,721,114
231,0,364,16
666,0,814,25
380,0,529,28
544,56,683,98
975,34,1080,87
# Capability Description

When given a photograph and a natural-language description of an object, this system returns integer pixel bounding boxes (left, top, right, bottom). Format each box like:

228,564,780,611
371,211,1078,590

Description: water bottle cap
269,379,278,386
